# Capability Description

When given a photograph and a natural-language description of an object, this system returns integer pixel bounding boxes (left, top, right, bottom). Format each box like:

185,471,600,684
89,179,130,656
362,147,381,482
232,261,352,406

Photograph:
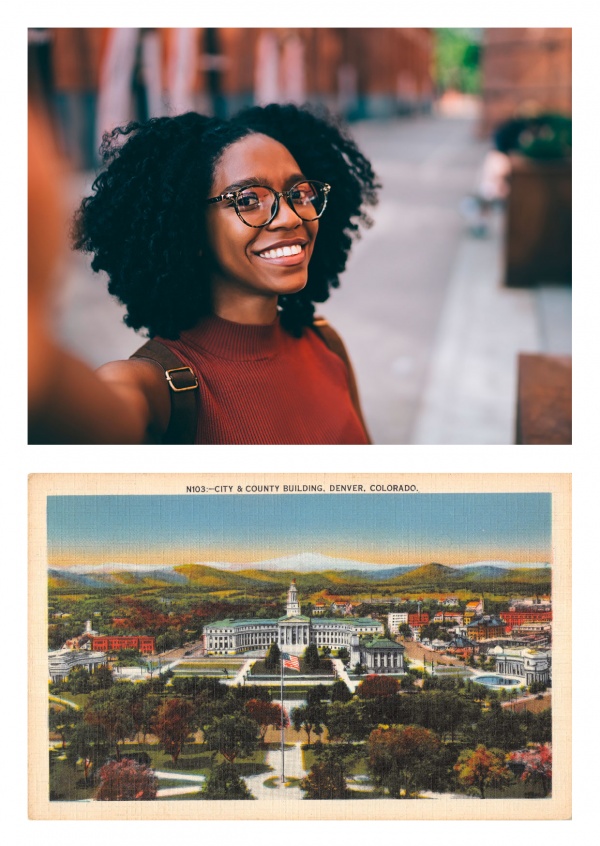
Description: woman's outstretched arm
29,311,170,444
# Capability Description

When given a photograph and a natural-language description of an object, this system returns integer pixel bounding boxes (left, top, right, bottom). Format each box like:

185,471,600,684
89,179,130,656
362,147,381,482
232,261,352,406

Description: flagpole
280,653,285,785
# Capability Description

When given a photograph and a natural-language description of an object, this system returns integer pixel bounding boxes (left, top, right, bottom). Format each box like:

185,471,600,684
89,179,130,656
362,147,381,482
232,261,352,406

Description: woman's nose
268,194,301,228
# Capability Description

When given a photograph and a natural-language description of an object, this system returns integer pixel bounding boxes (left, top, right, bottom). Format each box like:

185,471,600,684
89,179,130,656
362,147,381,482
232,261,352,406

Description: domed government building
203,581,406,674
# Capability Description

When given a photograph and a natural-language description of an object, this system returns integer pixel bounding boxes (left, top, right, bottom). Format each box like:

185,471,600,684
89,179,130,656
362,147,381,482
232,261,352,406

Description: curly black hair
73,103,379,338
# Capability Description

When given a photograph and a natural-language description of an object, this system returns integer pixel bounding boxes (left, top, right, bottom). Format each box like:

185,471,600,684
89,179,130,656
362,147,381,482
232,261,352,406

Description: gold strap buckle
165,366,198,392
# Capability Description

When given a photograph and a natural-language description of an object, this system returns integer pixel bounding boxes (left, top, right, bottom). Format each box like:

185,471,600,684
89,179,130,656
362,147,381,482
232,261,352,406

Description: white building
350,635,405,674
48,648,108,682
491,645,551,685
203,580,383,656
387,612,409,633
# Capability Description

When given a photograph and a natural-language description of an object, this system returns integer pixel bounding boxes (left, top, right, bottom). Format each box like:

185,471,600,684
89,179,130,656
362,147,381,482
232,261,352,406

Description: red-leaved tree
96,759,157,800
151,698,197,764
357,674,399,698
509,743,552,796
245,699,288,743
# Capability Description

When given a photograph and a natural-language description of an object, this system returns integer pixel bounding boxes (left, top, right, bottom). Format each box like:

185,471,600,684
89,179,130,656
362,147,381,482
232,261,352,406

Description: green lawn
122,741,268,776
49,756,96,801
49,741,269,801
49,692,89,709
175,660,245,672
302,745,369,778
252,659,334,677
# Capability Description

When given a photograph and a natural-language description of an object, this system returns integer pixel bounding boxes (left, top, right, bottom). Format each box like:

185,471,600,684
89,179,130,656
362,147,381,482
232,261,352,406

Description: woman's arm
29,312,170,444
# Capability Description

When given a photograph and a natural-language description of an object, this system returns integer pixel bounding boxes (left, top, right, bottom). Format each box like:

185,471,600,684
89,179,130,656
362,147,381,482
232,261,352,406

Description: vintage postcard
29,473,571,819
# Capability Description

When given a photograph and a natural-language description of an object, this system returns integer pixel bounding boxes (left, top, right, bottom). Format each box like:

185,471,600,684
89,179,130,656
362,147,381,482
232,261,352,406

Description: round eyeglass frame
206,179,331,228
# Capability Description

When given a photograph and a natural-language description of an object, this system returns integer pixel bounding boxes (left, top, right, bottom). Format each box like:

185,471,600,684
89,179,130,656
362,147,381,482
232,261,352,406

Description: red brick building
500,609,552,632
408,612,430,627
91,635,156,654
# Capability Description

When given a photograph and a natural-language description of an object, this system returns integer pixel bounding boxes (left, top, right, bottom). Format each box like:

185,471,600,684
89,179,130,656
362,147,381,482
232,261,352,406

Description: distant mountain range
48,555,550,593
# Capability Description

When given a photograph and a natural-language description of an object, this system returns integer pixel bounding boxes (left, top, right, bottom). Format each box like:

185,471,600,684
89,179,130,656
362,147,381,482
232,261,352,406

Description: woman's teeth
259,244,303,259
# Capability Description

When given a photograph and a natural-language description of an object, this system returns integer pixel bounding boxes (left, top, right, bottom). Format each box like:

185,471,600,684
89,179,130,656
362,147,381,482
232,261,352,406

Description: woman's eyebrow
223,173,306,192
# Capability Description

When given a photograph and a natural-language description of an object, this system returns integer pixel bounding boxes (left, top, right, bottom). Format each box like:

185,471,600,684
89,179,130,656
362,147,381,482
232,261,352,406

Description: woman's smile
255,238,309,264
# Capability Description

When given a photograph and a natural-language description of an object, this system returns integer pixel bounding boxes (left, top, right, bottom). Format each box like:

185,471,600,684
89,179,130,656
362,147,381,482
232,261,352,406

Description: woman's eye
292,187,315,204
237,192,260,208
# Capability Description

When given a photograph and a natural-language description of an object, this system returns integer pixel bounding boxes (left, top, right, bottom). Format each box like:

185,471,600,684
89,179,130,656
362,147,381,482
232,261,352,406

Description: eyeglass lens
236,181,326,225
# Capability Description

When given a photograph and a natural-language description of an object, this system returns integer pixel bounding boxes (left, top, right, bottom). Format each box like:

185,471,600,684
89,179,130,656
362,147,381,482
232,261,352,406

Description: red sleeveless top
156,314,369,445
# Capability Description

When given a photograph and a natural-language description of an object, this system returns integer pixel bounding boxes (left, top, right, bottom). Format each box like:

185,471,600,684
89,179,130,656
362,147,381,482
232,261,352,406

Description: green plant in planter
517,114,572,159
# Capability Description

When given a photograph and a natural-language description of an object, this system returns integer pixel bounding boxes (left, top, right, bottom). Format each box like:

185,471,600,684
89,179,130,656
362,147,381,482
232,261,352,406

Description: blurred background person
29,27,571,444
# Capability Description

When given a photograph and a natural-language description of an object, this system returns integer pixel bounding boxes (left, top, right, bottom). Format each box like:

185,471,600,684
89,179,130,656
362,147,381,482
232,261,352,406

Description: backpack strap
130,340,199,445
312,317,371,443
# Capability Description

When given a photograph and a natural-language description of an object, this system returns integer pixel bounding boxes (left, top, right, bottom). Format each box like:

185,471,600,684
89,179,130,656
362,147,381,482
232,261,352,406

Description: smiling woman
31,104,379,444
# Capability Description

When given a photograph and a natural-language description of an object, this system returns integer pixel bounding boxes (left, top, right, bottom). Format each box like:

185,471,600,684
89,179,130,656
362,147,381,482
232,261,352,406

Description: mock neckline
177,312,286,361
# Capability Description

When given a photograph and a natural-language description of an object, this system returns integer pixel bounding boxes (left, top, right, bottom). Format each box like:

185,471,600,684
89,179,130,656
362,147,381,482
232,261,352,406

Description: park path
244,742,306,800
154,769,205,798
49,694,80,710
331,658,359,693
228,658,255,686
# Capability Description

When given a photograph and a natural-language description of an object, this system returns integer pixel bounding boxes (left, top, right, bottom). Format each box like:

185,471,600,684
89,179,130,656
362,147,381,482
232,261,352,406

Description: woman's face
205,133,319,308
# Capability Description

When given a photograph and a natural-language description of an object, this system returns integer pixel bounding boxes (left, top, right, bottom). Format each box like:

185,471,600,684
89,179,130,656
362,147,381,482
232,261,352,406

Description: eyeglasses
207,180,331,228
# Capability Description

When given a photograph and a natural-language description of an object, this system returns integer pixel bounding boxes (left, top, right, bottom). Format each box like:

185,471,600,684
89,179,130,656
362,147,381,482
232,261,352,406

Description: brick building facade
91,635,156,654
479,28,572,138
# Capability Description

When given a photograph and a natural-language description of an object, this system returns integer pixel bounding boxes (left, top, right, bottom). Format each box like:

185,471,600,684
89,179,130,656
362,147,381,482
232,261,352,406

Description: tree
528,709,552,744
292,702,326,746
337,647,350,664
368,725,440,798
96,759,157,800
304,643,320,671
509,744,552,796
306,684,329,706
245,699,288,744
66,722,110,783
330,680,352,703
454,745,512,799
200,762,254,799
435,29,481,95
421,692,480,743
49,706,79,749
203,714,258,764
325,700,371,743
398,623,412,639
88,665,114,691
66,667,91,694
265,641,281,672
357,674,399,699
151,698,197,764
84,685,137,759
474,705,527,752
300,747,352,799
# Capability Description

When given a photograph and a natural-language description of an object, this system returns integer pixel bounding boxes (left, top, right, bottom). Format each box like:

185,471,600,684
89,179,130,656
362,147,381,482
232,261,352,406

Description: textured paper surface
29,473,571,819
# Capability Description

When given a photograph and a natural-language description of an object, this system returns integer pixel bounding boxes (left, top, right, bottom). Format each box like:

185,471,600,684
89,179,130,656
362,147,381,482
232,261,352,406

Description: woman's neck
212,289,279,325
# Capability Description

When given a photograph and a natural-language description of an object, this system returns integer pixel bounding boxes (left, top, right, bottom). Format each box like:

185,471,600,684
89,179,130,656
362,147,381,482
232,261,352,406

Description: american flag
281,652,300,671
